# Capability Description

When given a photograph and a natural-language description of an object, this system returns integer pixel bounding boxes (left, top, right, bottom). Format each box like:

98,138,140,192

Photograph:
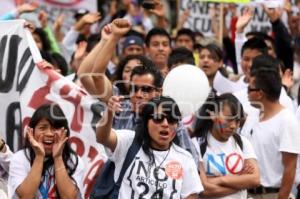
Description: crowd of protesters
1,0,300,198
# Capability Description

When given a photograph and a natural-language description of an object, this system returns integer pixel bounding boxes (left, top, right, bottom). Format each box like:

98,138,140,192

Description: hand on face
27,127,45,157
52,128,68,159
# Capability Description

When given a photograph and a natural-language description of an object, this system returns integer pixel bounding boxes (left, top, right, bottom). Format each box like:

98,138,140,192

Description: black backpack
90,137,140,199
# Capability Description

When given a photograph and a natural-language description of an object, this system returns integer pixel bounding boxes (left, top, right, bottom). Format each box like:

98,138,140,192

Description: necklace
153,148,170,174
151,147,171,199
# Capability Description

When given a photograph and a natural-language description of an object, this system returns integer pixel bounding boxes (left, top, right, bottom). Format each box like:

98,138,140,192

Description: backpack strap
112,136,140,197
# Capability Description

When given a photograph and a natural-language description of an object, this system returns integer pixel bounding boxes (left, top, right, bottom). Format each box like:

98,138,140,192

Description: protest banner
0,19,106,198
179,0,213,35
178,0,271,36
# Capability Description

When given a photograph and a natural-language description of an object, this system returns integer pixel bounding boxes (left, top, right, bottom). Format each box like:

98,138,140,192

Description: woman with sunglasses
194,93,260,198
8,104,84,198
96,95,203,199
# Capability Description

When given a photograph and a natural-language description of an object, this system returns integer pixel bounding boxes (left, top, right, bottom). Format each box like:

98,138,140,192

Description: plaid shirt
112,100,199,166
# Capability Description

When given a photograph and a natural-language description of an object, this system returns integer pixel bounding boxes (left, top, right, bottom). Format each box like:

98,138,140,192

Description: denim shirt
112,100,199,166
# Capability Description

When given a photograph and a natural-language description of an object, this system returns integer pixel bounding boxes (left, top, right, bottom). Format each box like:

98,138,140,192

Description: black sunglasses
150,113,179,124
130,85,157,93
247,87,260,93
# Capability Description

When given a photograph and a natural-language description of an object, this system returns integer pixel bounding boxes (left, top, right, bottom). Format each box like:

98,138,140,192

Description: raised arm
38,10,61,53
235,7,253,74
148,0,167,29
77,25,110,99
90,18,131,102
96,96,125,152
264,6,294,70
0,3,37,20
62,12,101,52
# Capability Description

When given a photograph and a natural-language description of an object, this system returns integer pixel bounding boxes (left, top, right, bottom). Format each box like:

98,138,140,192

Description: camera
142,0,156,10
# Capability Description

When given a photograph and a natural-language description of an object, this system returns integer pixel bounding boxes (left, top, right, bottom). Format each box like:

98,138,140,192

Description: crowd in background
0,0,300,198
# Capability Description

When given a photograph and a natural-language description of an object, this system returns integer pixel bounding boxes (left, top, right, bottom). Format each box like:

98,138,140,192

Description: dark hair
114,55,155,95
176,28,195,43
145,27,171,47
33,28,51,52
125,29,145,39
167,47,195,69
24,104,78,196
200,43,223,62
51,53,69,76
40,51,69,76
251,54,281,74
193,93,244,156
40,50,55,64
246,31,275,46
76,34,87,44
130,65,164,88
86,33,101,53
136,96,181,164
241,37,268,57
251,56,282,102
199,43,228,77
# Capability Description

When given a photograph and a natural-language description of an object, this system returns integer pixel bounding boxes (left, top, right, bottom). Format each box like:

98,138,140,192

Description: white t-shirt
234,87,295,116
199,134,257,199
241,108,300,187
106,129,203,199
214,72,295,114
213,71,247,95
296,105,300,121
8,149,84,199
295,106,300,185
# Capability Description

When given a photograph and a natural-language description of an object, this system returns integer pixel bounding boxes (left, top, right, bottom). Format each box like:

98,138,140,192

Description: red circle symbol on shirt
225,153,243,174
45,0,82,6
165,161,183,180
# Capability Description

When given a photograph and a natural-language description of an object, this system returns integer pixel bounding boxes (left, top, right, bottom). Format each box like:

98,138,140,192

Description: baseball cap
123,35,144,50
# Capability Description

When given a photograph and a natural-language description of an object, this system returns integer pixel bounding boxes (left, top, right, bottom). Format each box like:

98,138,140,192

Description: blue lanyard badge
39,171,55,199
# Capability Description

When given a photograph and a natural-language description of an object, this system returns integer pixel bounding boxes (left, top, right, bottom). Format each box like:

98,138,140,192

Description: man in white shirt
241,56,300,198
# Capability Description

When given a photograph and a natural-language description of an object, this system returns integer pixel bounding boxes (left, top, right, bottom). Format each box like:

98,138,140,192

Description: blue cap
123,35,144,50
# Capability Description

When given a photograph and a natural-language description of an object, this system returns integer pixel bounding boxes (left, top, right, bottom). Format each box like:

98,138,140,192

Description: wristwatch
0,139,6,152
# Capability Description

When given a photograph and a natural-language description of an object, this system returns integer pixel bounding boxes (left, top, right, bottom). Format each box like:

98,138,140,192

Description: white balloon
163,64,211,117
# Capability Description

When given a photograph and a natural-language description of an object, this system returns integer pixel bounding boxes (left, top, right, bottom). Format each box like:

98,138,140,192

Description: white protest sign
0,20,106,197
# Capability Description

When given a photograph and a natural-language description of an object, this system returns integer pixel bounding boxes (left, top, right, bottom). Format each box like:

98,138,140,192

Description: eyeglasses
150,113,179,125
130,84,157,93
247,87,260,93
